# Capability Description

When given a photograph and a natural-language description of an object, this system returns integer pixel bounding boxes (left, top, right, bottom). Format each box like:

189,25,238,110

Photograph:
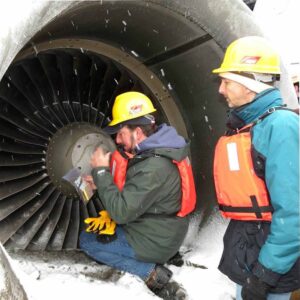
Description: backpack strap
254,105,298,124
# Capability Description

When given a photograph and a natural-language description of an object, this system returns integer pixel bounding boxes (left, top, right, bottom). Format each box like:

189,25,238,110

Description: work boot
156,281,188,300
145,265,187,299
145,264,173,293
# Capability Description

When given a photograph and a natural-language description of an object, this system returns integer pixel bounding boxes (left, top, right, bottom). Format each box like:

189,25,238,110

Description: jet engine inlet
0,48,164,251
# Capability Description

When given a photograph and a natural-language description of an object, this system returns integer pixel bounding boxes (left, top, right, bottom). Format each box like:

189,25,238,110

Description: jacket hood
136,123,189,160
228,88,283,126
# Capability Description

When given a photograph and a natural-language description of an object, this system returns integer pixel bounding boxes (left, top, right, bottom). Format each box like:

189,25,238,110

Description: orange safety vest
110,150,196,217
214,125,272,221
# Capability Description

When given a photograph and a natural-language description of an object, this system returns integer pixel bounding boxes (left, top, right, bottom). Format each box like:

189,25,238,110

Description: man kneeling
80,91,196,298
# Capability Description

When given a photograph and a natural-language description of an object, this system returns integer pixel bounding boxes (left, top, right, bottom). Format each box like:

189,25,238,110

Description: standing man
80,91,196,298
212,36,299,300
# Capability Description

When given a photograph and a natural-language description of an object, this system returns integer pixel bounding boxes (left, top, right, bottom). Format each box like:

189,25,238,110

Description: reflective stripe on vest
213,127,272,221
110,150,196,217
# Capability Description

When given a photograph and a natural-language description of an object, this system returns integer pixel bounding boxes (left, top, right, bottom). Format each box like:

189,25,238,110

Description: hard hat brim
212,67,223,74
212,66,281,74
103,115,156,135
103,124,123,135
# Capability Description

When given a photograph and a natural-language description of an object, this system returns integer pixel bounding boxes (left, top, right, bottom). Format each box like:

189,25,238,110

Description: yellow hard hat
108,91,156,126
213,36,281,74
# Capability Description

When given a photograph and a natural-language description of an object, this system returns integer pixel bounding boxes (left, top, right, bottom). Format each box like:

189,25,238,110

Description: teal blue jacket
234,88,299,275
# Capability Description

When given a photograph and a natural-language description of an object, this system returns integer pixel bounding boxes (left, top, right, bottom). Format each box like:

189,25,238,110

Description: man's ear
245,88,256,101
135,127,146,142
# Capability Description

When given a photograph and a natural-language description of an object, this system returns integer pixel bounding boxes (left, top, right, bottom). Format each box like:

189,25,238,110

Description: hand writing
82,175,97,190
90,147,111,168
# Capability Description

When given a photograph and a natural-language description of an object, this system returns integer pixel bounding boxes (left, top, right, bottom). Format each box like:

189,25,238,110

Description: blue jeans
79,226,155,280
236,284,291,300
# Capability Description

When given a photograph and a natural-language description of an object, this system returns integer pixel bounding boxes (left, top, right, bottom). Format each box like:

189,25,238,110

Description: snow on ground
4,212,235,300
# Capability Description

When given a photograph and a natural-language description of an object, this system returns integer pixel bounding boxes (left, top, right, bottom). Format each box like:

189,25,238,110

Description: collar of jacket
135,123,186,154
229,88,283,126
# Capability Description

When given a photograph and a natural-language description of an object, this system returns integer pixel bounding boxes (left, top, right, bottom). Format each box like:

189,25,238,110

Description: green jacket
92,132,190,263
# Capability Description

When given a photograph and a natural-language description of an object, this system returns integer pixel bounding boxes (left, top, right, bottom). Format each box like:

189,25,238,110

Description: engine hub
46,123,115,197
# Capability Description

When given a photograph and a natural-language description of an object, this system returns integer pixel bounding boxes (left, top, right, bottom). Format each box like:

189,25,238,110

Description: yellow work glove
84,210,114,233
99,217,116,235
